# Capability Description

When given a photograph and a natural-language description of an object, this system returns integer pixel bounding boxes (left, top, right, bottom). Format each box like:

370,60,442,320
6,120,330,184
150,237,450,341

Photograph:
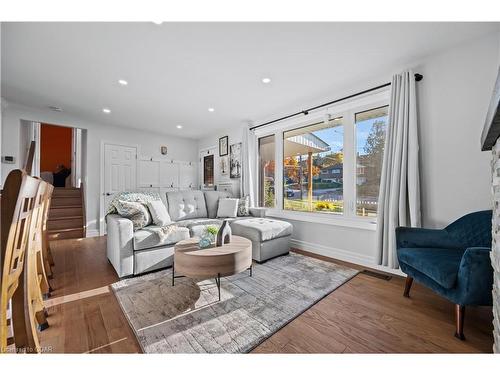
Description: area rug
111,252,358,353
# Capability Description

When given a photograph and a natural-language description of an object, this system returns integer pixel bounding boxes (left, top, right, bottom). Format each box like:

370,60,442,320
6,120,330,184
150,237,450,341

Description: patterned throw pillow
237,195,250,217
106,191,162,216
114,200,152,231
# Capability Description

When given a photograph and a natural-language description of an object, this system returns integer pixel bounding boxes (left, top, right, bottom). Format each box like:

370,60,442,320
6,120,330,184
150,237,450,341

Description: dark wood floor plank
36,237,493,353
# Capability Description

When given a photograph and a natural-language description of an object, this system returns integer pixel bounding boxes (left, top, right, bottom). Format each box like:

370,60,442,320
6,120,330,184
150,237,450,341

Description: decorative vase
216,219,232,246
198,236,212,248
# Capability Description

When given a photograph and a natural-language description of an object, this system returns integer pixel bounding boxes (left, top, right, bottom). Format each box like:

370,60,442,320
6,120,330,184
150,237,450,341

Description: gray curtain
240,126,257,206
376,70,421,269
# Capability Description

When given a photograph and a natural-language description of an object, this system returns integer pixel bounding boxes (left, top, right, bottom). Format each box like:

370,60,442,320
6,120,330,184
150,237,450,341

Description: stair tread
48,228,83,233
50,204,82,208
48,215,83,221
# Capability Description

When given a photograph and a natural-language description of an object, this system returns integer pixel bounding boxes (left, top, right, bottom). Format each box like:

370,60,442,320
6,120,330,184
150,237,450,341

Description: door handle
105,193,112,196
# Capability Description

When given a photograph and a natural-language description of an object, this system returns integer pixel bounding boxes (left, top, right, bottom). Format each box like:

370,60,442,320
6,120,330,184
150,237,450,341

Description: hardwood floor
38,236,494,353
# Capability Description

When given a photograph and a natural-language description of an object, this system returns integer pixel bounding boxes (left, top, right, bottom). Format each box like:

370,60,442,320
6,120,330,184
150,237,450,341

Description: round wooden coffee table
172,235,252,300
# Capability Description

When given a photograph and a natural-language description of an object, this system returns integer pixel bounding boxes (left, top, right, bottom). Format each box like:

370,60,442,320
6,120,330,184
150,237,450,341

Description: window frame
257,134,277,208
255,89,389,230
354,104,390,218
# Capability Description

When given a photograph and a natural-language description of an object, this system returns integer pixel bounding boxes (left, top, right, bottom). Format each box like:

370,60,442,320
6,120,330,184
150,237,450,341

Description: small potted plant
199,225,219,248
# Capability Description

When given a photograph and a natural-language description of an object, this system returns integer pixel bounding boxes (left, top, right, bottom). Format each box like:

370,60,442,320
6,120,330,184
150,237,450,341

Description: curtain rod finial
415,73,423,82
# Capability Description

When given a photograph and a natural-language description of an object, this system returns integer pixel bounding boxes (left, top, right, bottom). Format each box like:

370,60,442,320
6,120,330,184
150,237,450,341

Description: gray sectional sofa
106,190,292,277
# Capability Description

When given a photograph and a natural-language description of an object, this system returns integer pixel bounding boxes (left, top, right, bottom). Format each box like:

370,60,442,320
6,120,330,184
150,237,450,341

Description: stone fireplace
481,67,500,353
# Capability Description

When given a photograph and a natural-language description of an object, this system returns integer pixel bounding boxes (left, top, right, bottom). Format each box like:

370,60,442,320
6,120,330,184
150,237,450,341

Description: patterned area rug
111,252,358,353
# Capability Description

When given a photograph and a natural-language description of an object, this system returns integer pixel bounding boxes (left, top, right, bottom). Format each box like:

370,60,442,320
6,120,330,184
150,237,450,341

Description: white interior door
101,143,137,233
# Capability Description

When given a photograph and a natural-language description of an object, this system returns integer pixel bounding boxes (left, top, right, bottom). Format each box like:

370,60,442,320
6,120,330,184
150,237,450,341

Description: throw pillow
237,195,250,216
114,200,152,231
217,198,239,218
147,200,172,226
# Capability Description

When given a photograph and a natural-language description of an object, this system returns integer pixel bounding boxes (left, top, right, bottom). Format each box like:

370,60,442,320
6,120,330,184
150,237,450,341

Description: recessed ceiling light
152,21,163,25
118,79,128,86
103,108,111,114
176,125,183,129
48,106,63,112
262,77,271,84
208,108,215,112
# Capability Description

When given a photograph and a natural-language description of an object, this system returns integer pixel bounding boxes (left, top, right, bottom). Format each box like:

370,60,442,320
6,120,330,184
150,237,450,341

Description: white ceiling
2,22,499,139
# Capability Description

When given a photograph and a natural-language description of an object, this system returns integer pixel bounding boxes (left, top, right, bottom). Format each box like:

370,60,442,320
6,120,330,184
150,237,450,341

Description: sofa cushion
166,191,208,221
397,247,465,289
217,198,239,218
230,218,293,243
204,191,232,218
147,200,172,226
176,218,222,237
133,225,190,251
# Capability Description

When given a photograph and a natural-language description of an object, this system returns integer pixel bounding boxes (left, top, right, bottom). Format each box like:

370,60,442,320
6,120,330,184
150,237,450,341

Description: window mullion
276,131,284,210
343,110,356,218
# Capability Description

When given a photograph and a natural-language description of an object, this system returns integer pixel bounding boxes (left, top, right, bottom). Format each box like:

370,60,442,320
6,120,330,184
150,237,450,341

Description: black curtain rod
250,73,423,131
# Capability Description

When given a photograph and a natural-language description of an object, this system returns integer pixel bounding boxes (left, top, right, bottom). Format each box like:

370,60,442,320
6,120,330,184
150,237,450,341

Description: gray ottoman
230,218,293,262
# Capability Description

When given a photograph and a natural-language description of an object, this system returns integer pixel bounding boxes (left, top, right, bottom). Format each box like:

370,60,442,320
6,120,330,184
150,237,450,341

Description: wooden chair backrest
40,183,54,273
41,184,53,235
30,179,51,295
23,179,49,353
0,170,40,353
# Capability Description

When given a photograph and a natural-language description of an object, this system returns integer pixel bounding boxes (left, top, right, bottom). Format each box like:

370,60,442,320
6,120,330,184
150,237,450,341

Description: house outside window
283,117,344,214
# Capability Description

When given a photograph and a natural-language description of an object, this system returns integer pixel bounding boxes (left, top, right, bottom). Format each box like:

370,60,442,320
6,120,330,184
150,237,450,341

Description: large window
283,117,344,214
256,91,388,223
355,106,388,217
258,135,275,207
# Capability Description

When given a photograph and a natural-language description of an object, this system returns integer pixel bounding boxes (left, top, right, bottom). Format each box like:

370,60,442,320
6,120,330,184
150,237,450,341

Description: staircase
47,187,86,240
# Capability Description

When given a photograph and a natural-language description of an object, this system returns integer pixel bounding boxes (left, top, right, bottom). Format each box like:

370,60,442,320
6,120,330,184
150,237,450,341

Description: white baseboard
290,238,405,277
86,229,100,238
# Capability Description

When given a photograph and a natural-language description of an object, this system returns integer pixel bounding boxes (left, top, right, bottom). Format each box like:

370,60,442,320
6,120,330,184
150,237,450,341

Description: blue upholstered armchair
396,210,493,340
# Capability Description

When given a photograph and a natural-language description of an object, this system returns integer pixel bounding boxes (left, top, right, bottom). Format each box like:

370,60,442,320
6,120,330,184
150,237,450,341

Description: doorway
199,147,216,190
20,120,84,188
40,123,72,187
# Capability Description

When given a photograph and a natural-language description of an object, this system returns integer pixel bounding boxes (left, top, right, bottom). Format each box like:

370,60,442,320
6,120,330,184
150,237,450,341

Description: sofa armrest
456,247,493,305
249,207,267,218
395,227,462,249
106,214,135,277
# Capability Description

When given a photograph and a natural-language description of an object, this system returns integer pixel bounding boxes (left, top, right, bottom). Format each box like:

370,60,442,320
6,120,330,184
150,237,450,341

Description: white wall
198,125,243,193
415,32,500,228
1,102,199,235
200,31,500,272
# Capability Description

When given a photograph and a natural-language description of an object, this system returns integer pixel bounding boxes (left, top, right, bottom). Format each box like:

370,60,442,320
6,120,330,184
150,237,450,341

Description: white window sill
265,209,377,231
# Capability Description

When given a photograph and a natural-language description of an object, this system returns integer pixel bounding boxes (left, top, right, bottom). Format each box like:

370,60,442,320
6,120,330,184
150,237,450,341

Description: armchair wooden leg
403,276,413,298
454,304,465,340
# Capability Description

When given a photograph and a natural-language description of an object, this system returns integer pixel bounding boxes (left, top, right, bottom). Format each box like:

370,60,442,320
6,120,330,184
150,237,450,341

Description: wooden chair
32,180,52,298
0,170,42,353
42,184,55,274
23,179,53,352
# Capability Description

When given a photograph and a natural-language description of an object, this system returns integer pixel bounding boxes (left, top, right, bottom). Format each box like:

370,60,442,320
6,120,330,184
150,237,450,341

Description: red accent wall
40,123,72,172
